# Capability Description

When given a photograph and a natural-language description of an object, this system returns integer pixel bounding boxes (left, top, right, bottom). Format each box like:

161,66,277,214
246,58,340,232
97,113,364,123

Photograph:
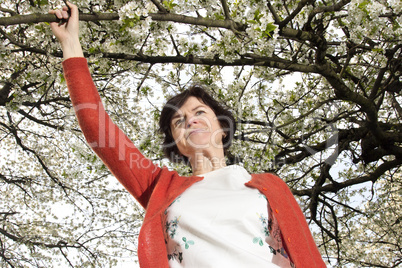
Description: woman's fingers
61,7,70,19
48,9,62,19
49,11,68,23
65,2,76,15
49,2,74,20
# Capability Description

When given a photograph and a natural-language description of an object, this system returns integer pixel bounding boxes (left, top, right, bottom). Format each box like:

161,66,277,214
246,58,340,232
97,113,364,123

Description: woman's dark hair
159,85,236,164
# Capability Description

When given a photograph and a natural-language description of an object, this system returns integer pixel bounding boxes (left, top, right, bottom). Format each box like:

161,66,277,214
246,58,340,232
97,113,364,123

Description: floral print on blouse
163,165,294,268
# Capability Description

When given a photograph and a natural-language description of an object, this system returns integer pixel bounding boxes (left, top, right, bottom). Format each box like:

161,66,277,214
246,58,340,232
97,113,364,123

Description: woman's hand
49,1,83,59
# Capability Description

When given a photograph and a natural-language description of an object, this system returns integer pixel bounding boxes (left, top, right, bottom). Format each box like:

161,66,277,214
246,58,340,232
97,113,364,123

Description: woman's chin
186,135,211,147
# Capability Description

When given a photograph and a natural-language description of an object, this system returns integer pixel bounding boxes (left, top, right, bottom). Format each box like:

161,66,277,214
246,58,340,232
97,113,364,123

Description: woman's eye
175,118,184,126
196,110,205,116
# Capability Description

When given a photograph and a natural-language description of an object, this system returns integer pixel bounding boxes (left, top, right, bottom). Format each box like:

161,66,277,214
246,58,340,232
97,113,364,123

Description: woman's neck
189,152,226,176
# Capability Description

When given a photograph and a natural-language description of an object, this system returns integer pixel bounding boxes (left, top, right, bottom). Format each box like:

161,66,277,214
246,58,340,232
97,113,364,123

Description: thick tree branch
305,0,351,28
0,69,24,106
149,0,168,13
220,0,231,20
316,62,393,150
101,51,320,72
0,7,17,16
0,12,246,31
278,0,314,28
1,26,321,74
280,27,326,51
292,158,402,196
0,13,119,26
391,93,402,118
266,1,281,24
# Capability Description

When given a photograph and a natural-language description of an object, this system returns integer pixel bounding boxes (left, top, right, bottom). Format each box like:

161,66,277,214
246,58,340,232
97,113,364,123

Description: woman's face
170,96,225,158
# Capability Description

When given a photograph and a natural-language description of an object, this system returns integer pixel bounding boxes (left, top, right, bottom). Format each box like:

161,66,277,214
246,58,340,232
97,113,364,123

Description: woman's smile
186,128,209,139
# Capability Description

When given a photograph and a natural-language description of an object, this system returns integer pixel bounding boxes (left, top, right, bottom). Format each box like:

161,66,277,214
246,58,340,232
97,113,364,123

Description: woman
49,2,325,267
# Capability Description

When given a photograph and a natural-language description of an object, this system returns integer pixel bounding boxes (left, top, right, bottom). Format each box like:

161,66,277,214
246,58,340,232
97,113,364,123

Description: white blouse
163,165,294,267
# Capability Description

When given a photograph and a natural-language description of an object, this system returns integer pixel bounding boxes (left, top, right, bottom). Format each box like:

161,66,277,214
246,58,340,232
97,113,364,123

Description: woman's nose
186,116,200,128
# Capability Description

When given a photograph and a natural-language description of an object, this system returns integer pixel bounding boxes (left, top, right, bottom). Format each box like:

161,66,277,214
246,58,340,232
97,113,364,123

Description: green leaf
163,0,178,10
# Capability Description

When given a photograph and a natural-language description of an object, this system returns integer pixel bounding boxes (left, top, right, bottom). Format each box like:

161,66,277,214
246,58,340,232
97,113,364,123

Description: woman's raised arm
49,2,165,208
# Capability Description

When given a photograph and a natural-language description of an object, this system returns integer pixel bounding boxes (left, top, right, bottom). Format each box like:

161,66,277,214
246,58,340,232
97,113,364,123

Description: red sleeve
62,57,162,208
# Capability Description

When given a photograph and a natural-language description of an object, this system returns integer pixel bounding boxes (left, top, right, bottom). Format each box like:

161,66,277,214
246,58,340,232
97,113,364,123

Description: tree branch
278,0,314,28
101,51,320,72
0,13,119,26
266,1,281,24
220,0,231,20
149,0,168,13
0,27,49,55
292,158,402,196
305,0,351,29
0,12,246,31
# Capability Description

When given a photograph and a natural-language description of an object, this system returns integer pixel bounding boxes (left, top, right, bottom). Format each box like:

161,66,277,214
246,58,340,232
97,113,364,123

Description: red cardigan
63,57,326,268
